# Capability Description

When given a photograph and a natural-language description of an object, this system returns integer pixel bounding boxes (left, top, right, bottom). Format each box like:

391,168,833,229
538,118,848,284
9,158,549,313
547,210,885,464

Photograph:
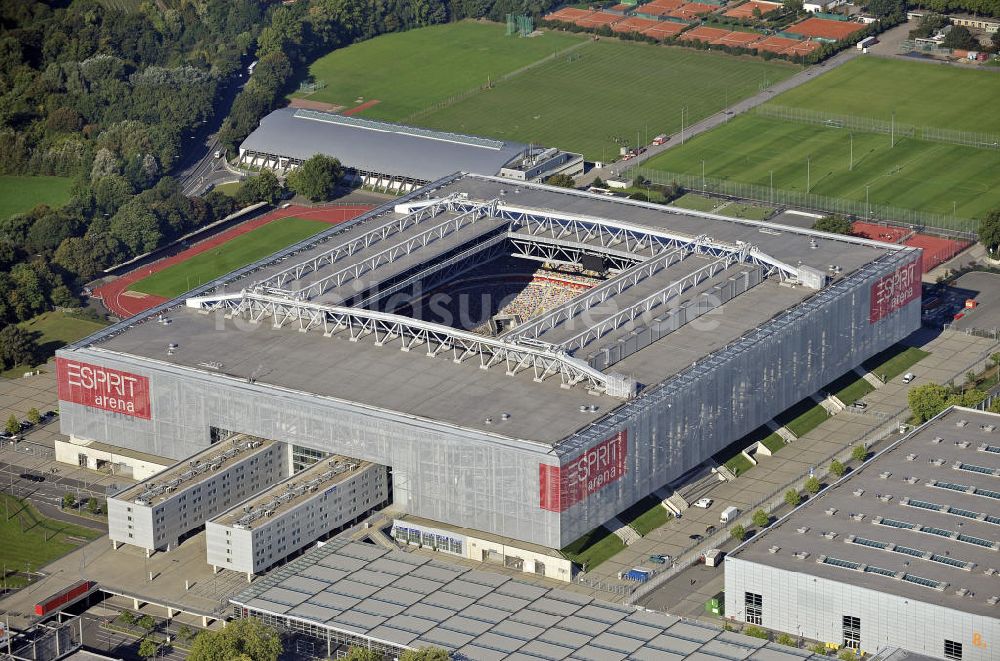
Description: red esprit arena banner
56,357,151,419
870,258,921,324
539,431,628,512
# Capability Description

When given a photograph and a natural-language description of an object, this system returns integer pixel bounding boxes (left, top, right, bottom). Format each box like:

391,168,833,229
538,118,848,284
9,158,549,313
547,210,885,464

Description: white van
720,506,739,524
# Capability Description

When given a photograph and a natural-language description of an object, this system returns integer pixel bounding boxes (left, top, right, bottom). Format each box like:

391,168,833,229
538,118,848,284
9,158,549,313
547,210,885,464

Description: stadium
55,173,921,556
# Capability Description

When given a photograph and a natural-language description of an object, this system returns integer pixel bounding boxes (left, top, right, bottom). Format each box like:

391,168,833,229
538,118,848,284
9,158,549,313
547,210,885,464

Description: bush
752,509,769,529
731,524,747,542
830,460,845,478
745,625,769,639
805,476,821,494
851,444,867,462
27,408,41,424
777,633,796,647
839,649,859,661
87,497,101,515
62,493,76,509
811,643,828,654
785,489,801,508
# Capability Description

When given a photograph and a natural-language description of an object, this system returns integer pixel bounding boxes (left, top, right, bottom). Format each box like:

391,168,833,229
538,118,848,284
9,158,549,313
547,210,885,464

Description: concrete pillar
213,565,220,574
247,572,253,583
201,616,210,628
112,540,119,550
145,548,151,559
133,598,142,610
167,607,176,618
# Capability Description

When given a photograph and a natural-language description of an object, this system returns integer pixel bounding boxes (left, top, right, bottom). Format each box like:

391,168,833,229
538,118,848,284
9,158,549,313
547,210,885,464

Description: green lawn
759,433,786,454
725,453,755,477
2,310,109,379
864,346,931,382
0,175,73,220
835,376,875,406
784,403,830,438
643,115,1000,219
620,496,671,536
771,58,1000,133
213,181,242,196
294,21,587,121
561,526,625,570
718,202,774,221
0,494,101,581
414,39,799,160
670,192,724,213
130,217,332,298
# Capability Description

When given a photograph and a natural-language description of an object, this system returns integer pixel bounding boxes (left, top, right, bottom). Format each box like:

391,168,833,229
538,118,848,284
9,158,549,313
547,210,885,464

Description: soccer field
294,21,587,121
0,175,73,219
130,217,331,298
772,58,1000,132
643,115,1000,219
413,40,799,160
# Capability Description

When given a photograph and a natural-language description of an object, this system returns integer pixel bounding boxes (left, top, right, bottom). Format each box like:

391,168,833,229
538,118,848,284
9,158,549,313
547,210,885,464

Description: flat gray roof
240,109,531,181
81,174,911,446
232,538,828,660
730,406,1000,618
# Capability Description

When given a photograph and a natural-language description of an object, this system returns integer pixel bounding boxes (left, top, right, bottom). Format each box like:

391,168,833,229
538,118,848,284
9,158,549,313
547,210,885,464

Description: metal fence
627,167,980,237
755,105,1000,151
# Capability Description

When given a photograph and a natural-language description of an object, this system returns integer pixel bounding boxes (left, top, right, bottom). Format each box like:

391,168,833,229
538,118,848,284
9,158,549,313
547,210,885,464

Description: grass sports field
0,175,73,220
772,58,1000,132
644,58,1000,218
293,21,586,121
2,311,109,379
643,115,1000,218
131,217,331,298
414,39,799,160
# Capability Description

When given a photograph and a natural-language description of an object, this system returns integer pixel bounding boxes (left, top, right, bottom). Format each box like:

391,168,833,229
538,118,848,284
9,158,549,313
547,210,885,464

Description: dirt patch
289,98,345,113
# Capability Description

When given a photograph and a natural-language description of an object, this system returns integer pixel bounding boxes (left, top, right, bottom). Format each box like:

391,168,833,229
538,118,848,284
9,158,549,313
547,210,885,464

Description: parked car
902,372,916,384
19,473,44,483
693,497,713,509
648,554,667,565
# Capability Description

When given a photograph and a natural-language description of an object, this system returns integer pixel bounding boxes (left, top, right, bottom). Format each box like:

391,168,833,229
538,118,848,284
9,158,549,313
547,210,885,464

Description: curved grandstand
56,173,921,550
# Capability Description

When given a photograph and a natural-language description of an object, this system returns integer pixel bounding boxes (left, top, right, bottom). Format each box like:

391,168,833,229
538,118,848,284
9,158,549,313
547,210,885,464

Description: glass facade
292,445,328,473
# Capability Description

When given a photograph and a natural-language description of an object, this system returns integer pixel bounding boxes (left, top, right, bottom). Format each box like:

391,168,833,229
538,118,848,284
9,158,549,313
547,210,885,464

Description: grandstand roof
239,108,531,182
730,406,1000,617
76,174,911,447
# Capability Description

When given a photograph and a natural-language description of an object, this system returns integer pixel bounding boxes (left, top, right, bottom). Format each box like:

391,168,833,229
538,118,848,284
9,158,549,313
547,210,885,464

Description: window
745,592,762,625
945,640,962,661
843,616,860,650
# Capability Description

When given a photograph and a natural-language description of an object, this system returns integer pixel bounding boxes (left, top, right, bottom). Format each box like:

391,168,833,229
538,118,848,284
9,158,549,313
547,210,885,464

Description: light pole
849,133,853,171
769,170,773,204
702,160,706,189
806,155,811,194
866,185,870,219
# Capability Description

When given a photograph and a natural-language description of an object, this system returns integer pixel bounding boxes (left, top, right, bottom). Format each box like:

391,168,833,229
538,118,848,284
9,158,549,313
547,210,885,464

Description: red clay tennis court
94,204,373,319
543,7,594,22
781,40,822,55
680,25,731,42
711,30,765,47
903,234,972,274
753,35,802,53
724,0,782,18
612,17,664,34
636,0,688,14
666,3,717,19
642,21,689,39
851,222,910,243
789,17,867,40
576,11,623,28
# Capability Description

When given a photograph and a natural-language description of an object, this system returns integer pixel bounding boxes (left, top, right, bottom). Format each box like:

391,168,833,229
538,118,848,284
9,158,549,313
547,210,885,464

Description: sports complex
57,172,921,560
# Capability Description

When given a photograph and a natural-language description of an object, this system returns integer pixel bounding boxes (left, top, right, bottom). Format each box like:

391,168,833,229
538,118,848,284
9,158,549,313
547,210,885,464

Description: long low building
107,435,285,553
725,406,1000,661
238,108,583,192
57,173,920,551
207,456,389,577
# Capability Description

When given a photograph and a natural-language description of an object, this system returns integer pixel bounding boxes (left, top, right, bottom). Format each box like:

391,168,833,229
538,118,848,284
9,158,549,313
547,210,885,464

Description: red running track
94,204,372,319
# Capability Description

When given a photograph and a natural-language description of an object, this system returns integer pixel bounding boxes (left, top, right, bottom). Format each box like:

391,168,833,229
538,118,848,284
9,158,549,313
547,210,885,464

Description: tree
87,497,101,515
287,155,343,202
784,489,801,508
830,460,845,478
344,648,383,661
992,29,1000,53
187,618,281,661
942,25,979,50
63,493,76,509
235,172,283,206
805,476,821,494
752,509,769,529
851,444,867,462
137,615,156,630
730,524,747,542
109,200,163,255
813,215,852,235
908,382,951,423
866,0,904,17
783,0,804,12
543,174,577,188
0,325,38,369
400,647,451,661
27,408,41,425
138,637,160,659
5,415,19,436
981,208,1000,259
120,612,136,626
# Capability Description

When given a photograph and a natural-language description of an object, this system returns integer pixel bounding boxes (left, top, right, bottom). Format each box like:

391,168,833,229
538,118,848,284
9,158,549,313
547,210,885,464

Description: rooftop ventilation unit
932,436,943,444
853,488,865,497
957,420,969,428
797,526,810,534
768,546,780,554
793,551,810,560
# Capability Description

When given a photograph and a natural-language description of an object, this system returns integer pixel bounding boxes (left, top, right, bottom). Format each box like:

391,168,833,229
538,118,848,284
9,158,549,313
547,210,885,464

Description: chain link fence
755,105,1000,151
627,167,980,237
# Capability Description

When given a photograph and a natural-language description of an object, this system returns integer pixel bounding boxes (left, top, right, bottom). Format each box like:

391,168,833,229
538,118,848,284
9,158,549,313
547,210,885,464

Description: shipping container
34,580,95,617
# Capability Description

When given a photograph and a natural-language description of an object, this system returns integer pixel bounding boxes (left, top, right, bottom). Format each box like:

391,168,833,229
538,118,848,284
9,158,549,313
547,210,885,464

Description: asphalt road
580,46,862,185
80,612,186,661
176,73,248,197
0,461,111,533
